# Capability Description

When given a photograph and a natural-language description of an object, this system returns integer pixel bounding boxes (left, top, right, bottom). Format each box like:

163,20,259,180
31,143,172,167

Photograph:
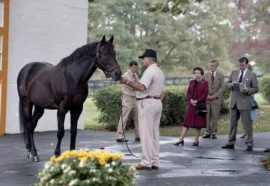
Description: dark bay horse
17,36,122,162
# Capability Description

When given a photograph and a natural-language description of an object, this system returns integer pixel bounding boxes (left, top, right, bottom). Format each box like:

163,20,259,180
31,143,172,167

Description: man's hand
207,95,212,100
119,77,128,84
242,88,249,94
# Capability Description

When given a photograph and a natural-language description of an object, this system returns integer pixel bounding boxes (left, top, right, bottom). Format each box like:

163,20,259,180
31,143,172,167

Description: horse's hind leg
28,106,44,162
70,106,83,150
20,98,33,158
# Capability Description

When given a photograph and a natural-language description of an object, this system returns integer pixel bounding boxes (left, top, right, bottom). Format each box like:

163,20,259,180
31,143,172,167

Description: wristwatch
126,80,130,85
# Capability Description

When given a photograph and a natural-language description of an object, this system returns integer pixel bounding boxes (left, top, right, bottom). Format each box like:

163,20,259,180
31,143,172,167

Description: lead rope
120,85,141,159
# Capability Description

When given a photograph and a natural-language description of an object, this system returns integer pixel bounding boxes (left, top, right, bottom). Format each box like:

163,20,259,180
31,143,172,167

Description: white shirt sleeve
139,69,153,89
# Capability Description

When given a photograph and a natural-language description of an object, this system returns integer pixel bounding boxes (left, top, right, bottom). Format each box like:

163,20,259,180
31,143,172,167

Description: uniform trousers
117,95,139,139
138,99,162,167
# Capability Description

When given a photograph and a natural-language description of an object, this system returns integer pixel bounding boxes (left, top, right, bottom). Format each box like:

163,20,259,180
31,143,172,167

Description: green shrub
259,77,270,103
161,85,188,126
93,85,121,131
220,88,230,114
93,84,229,129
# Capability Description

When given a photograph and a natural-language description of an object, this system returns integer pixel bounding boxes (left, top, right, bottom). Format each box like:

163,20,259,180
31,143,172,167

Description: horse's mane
57,42,98,67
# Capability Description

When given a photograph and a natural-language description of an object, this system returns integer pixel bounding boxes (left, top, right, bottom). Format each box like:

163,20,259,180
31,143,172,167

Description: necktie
133,74,137,82
239,71,243,83
211,72,214,82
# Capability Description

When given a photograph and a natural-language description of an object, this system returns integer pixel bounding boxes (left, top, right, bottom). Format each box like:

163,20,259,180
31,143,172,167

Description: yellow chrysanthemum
99,157,106,165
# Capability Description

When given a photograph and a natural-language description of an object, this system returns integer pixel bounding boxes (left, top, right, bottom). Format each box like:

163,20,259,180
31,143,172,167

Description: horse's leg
28,106,44,162
70,106,83,150
54,106,66,157
21,101,33,159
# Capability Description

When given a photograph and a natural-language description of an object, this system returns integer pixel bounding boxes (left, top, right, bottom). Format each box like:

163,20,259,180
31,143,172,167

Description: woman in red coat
174,67,209,146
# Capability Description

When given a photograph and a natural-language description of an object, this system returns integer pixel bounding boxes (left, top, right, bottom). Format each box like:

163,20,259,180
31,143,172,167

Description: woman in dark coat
174,67,209,146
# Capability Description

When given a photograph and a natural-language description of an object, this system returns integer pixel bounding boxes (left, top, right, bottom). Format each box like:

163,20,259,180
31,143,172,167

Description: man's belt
136,96,160,101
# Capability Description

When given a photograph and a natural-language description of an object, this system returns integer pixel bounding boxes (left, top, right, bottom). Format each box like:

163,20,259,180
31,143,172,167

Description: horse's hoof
32,156,40,162
27,152,33,159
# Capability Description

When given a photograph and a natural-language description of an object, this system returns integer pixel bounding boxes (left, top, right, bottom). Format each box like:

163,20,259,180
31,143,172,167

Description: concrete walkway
0,130,269,186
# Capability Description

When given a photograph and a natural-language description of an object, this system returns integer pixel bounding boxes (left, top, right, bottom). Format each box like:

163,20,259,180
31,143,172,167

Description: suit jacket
226,69,258,110
204,71,225,104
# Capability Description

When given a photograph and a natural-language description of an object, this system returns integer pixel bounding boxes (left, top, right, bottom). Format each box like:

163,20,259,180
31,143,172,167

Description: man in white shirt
119,49,165,170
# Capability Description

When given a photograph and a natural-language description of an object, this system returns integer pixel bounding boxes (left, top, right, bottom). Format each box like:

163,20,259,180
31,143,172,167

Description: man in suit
222,57,258,151
202,60,225,139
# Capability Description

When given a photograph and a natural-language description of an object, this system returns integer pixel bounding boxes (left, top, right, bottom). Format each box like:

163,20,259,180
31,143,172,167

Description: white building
0,0,89,135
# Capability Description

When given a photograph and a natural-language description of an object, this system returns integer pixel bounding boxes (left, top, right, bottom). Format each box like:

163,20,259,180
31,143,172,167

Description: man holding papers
222,57,258,151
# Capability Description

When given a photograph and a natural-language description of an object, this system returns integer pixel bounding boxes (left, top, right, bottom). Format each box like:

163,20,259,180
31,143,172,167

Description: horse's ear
101,35,106,44
109,36,114,44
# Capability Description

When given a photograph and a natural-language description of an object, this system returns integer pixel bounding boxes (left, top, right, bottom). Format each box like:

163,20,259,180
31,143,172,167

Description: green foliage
88,0,235,76
93,85,122,131
161,85,188,126
93,84,230,129
220,88,230,114
146,0,202,15
259,77,270,102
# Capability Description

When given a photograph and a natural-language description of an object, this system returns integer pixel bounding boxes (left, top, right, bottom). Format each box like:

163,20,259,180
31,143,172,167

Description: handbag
192,81,208,115
251,95,258,109
195,103,208,115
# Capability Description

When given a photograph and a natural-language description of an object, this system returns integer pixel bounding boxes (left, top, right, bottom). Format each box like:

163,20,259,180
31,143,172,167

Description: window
0,2,3,27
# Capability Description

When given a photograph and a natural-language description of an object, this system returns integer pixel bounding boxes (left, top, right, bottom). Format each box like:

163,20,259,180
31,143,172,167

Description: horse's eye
100,52,107,57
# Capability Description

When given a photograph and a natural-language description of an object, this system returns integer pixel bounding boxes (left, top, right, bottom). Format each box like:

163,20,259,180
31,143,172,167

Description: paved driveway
0,130,269,186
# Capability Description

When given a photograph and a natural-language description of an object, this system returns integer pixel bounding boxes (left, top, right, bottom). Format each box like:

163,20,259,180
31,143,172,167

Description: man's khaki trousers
138,99,162,167
117,95,139,139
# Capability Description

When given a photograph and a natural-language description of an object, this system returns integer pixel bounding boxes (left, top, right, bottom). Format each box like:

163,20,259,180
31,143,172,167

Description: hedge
259,76,270,103
93,84,230,130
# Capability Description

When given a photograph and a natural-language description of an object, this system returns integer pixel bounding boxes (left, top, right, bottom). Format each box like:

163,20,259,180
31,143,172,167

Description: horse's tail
19,97,27,147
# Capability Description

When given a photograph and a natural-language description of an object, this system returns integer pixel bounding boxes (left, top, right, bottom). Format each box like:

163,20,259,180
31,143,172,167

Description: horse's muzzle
111,67,122,81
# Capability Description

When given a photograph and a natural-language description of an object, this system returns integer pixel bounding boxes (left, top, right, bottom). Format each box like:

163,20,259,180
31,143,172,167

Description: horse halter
95,43,120,78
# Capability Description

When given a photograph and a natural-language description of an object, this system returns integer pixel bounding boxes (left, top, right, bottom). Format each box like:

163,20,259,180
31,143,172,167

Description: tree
147,0,204,15
228,0,270,73
88,0,236,76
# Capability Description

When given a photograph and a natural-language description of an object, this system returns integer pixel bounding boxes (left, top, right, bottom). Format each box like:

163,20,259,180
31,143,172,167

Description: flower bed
261,155,270,171
34,149,137,186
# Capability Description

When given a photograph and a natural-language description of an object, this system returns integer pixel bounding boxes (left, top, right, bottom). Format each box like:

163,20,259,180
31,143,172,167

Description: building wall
6,0,88,133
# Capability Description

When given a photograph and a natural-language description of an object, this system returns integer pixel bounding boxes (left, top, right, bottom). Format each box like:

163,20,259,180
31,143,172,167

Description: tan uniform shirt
122,69,139,97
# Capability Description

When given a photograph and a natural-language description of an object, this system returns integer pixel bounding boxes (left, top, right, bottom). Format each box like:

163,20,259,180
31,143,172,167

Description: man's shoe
202,134,211,139
116,138,128,143
240,134,246,139
211,134,217,139
221,144,235,149
152,166,159,170
246,146,253,151
135,138,140,142
135,164,151,170
264,148,270,152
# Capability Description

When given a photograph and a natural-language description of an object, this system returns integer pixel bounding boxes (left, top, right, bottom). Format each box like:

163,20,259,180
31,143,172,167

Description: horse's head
95,36,122,81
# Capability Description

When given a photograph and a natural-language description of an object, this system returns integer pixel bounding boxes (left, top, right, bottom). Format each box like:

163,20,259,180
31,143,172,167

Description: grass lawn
84,94,270,136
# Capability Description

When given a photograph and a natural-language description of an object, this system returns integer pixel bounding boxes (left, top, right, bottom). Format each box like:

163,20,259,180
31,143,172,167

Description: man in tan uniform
119,49,165,170
202,60,225,139
116,61,140,143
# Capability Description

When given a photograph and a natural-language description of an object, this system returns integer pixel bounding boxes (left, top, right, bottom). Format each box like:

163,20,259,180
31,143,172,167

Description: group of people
116,49,268,171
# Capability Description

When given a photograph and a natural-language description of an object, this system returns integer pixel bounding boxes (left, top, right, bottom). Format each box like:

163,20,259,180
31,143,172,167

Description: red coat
183,79,209,128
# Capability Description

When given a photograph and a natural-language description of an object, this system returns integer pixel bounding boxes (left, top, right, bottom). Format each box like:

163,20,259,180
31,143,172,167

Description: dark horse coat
17,36,122,161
